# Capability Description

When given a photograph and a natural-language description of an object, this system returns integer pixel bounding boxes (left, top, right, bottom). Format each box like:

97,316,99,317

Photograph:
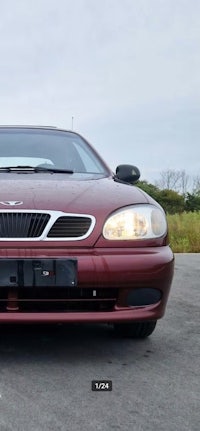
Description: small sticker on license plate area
0,258,77,287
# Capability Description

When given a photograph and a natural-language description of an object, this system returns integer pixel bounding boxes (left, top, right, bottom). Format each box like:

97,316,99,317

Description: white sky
0,0,199,182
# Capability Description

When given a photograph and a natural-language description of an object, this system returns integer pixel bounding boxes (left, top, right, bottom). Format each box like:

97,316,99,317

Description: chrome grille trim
0,210,96,241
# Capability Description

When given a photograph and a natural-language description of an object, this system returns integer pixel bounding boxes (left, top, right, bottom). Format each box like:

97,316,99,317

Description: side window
73,142,103,173
58,142,86,172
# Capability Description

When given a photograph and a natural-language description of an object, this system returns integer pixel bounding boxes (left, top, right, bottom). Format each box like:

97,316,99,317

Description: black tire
113,320,157,338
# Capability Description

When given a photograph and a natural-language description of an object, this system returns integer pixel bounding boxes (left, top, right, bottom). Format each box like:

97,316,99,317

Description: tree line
137,169,200,214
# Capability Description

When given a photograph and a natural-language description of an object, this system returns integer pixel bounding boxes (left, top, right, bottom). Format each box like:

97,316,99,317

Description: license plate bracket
0,259,77,287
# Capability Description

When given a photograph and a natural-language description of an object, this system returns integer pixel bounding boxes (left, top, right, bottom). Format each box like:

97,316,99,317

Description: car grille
0,287,119,312
0,213,50,238
0,211,95,240
48,216,92,238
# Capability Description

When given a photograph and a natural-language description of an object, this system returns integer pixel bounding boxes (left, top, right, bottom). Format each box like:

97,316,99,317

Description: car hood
0,174,152,245
0,173,149,211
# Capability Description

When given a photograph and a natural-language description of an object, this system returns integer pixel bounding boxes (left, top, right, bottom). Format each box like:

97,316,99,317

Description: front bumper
0,246,174,323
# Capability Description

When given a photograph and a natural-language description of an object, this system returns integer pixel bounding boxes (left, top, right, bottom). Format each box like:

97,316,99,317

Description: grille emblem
0,201,23,206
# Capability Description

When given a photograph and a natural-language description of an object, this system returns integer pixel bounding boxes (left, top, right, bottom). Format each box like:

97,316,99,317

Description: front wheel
113,320,157,338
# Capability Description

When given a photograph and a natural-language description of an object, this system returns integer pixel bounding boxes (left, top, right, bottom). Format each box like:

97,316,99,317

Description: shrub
167,211,200,252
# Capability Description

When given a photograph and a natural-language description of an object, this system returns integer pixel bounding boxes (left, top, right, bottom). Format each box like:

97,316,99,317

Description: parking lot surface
0,254,199,431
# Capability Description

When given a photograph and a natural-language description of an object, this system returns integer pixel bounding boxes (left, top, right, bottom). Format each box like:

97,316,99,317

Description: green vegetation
137,174,200,252
167,212,200,252
137,181,195,214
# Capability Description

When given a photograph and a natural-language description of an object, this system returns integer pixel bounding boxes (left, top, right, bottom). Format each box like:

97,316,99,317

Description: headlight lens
103,205,167,240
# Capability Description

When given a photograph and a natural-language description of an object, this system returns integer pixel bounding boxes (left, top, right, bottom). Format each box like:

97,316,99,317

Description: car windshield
0,128,108,174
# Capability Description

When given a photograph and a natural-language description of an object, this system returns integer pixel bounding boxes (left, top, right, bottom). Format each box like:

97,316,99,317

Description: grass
167,211,200,252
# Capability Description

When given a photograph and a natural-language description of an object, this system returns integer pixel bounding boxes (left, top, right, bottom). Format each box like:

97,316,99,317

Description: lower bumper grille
0,287,119,313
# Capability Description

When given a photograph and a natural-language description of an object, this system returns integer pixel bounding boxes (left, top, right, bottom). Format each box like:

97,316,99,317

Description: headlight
103,205,167,240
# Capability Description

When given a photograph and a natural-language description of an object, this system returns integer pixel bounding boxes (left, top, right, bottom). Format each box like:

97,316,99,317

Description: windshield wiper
0,166,74,174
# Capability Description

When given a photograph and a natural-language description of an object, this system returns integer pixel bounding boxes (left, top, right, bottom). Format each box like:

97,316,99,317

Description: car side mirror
115,164,140,184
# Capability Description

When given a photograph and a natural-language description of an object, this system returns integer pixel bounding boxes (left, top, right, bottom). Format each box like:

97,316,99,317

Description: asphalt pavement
0,253,199,431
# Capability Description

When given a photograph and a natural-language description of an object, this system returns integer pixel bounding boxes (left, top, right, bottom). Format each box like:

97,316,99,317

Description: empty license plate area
0,259,77,287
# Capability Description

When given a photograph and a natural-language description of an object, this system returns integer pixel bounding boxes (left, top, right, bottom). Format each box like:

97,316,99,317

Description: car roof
0,126,96,147
0,125,70,131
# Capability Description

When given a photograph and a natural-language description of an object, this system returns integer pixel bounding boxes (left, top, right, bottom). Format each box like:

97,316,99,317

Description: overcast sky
0,0,199,182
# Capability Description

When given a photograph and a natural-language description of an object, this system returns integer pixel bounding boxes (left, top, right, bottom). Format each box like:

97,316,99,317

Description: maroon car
0,126,174,337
